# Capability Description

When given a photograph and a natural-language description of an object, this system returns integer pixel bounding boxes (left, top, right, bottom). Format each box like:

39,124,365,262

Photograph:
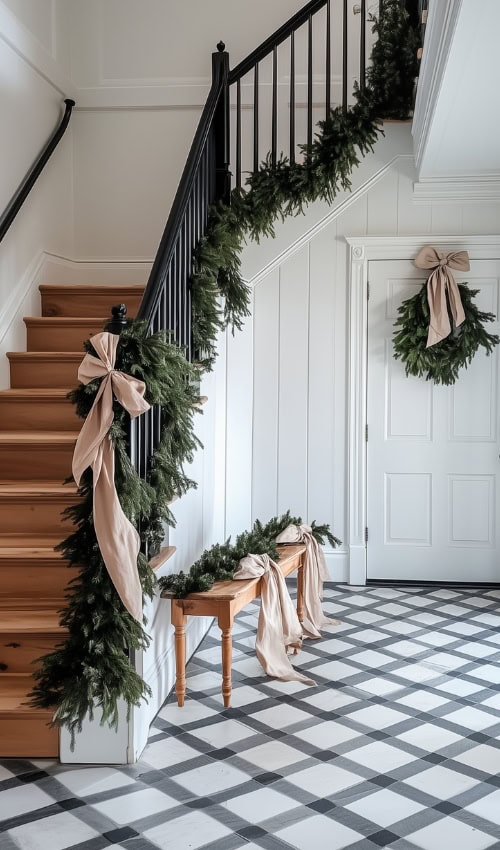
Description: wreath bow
414,246,470,348
72,331,150,622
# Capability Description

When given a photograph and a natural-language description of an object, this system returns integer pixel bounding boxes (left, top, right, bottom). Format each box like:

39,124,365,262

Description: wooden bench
162,543,307,708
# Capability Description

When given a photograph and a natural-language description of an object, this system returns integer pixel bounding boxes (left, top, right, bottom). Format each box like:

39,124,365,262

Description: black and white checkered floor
2,584,500,850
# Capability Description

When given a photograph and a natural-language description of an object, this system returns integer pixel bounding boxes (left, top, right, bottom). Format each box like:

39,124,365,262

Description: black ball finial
107,303,128,335
217,41,226,52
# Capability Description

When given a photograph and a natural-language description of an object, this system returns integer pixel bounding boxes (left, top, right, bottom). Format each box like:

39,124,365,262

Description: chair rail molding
345,234,500,586
413,177,500,204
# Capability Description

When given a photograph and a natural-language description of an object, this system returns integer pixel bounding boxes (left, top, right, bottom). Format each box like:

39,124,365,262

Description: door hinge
365,424,368,442
364,527,368,543
367,281,370,300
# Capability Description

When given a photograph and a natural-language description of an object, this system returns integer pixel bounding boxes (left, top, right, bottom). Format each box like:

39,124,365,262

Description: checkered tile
2,584,500,849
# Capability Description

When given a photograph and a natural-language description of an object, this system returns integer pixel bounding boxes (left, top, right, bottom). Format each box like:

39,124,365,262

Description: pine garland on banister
160,513,342,598
393,284,500,385
30,323,201,739
191,0,419,367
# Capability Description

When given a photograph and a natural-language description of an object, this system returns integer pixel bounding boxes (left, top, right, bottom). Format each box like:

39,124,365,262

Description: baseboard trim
0,249,44,345
366,579,500,589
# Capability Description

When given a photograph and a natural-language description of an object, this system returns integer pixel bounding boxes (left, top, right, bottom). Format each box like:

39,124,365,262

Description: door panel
367,259,500,582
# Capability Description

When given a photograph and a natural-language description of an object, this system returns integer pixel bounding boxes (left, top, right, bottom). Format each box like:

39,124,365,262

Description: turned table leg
297,565,304,623
171,602,188,707
218,610,233,708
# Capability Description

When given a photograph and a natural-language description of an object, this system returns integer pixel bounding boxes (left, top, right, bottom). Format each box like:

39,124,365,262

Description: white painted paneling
307,225,335,526
226,134,500,586
252,270,279,523
277,246,309,518
225,314,253,538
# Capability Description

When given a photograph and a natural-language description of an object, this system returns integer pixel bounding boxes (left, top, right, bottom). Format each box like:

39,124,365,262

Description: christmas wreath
393,247,499,385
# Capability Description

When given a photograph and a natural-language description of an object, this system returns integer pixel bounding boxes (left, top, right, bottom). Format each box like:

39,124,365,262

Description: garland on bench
30,0,418,738
159,512,341,598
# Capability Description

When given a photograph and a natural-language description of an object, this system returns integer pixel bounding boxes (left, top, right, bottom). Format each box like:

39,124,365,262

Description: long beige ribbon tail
276,524,340,639
234,554,314,685
414,246,469,348
72,332,150,623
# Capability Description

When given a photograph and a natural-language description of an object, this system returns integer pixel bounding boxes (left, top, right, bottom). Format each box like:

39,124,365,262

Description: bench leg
218,611,233,708
297,565,304,623
171,602,187,707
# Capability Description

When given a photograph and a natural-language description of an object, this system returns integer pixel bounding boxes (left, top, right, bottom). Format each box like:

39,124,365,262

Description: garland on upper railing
30,0,419,736
160,512,341,598
192,0,419,366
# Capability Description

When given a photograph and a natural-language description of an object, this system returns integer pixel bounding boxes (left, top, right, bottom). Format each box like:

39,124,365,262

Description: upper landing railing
132,0,376,494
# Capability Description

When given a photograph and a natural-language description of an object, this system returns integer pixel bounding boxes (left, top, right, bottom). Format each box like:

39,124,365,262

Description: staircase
0,283,144,757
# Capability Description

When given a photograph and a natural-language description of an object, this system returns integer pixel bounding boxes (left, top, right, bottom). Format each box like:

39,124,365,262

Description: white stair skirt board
60,613,213,765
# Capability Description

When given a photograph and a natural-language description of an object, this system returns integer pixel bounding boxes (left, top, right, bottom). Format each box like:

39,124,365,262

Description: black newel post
212,41,231,205
106,303,128,335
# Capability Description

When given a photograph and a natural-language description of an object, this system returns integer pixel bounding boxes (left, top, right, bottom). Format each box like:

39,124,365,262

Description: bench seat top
162,543,305,602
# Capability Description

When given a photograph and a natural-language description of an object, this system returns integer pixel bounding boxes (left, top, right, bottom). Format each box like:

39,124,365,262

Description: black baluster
343,0,348,111
326,0,331,118
360,0,366,91
307,15,313,153
272,46,278,167
236,79,242,189
253,62,259,173
290,31,295,164
213,42,230,204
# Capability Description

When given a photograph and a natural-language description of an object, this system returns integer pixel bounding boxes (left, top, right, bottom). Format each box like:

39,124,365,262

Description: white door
367,258,500,582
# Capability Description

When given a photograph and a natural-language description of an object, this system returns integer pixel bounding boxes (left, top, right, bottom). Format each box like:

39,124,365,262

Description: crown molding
413,178,500,204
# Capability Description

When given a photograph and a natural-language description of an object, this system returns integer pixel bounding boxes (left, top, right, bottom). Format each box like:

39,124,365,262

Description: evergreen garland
30,322,201,739
30,0,419,736
191,0,419,362
393,284,500,385
159,512,342,598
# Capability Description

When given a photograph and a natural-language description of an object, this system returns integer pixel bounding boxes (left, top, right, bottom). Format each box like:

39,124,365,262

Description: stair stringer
240,124,413,286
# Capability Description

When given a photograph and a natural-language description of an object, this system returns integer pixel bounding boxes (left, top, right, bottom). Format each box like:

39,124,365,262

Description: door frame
345,234,500,585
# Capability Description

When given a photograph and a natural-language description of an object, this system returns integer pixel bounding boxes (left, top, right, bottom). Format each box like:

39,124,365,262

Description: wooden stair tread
149,546,176,572
24,317,106,325
0,389,70,399
0,675,54,715
0,482,77,493
7,351,83,360
0,544,62,558
0,432,78,445
40,284,145,293
0,608,64,632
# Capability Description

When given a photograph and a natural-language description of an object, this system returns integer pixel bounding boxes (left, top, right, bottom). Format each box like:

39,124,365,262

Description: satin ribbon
72,332,150,622
233,553,314,685
276,524,340,638
414,246,470,348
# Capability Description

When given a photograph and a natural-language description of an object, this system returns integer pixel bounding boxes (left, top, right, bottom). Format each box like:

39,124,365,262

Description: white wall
0,0,74,388
224,125,500,582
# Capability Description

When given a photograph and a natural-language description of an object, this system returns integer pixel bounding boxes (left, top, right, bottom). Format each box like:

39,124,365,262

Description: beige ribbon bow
276,524,340,638
233,553,314,685
414,246,470,348
72,332,150,622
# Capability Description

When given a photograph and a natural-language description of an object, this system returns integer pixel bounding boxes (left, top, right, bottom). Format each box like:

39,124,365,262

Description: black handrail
137,47,228,324
0,98,75,243
228,0,328,83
